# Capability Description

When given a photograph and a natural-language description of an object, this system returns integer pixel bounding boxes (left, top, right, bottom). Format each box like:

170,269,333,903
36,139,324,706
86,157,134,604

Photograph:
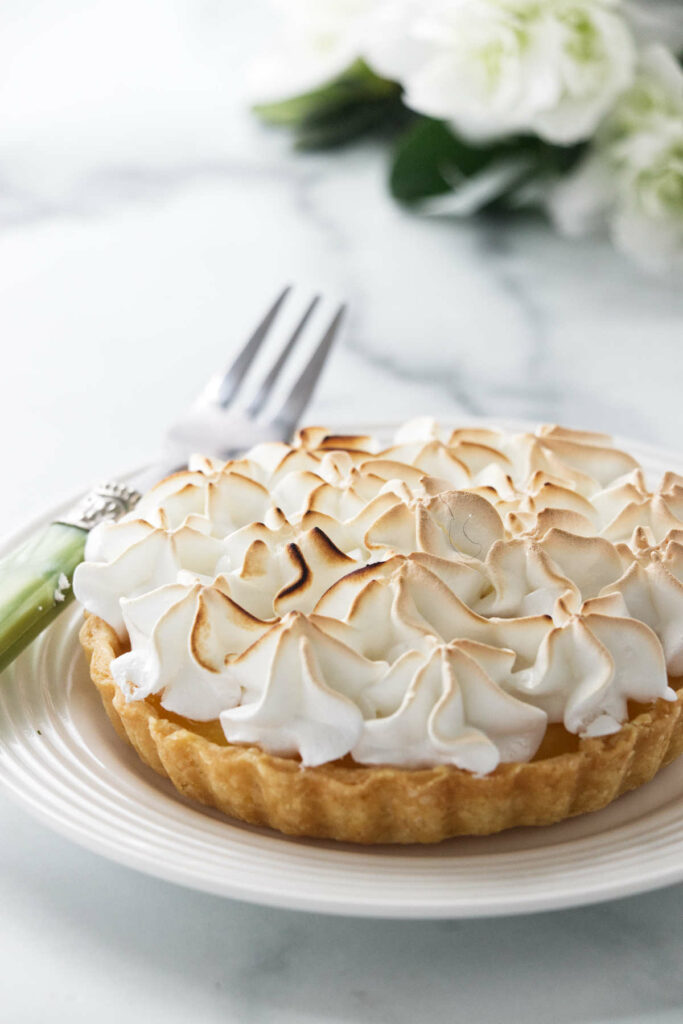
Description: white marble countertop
1,2,683,1021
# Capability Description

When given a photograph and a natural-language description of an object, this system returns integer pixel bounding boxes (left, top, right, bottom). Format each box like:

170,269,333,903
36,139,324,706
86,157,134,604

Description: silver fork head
165,287,346,462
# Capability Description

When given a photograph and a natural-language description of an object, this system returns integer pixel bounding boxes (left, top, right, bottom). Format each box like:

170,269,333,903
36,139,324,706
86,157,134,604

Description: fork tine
246,294,320,417
213,285,291,407
272,303,346,435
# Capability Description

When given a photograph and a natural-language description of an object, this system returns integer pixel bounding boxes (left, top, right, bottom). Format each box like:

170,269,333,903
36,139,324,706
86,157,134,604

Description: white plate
2,423,683,918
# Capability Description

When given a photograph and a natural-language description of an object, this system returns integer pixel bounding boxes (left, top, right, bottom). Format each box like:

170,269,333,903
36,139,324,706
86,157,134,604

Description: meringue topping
74,420,683,771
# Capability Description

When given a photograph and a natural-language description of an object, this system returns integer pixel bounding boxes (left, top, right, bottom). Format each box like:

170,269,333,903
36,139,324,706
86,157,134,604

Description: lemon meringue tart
75,420,683,844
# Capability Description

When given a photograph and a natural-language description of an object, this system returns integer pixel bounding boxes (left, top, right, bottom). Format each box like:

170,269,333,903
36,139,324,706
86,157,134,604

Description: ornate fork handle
58,481,141,531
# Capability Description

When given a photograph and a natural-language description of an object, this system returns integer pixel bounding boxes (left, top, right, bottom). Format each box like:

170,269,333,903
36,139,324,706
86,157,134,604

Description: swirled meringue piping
537,530,628,601
365,489,505,560
111,581,269,720
314,554,554,668
75,520,224,637
73,419,683,773
351,645,547,772
599,540,683,675
507,613,675,736
219,612,387,766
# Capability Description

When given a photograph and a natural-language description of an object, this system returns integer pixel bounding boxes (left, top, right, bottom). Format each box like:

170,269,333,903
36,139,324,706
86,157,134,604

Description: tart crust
81,613,683,845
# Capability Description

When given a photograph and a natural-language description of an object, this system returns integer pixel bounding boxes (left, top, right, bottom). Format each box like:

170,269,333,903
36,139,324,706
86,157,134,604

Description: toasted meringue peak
217,516,364,619
111,581,270,721
74,420,683,773
600,539,683,676
507,613,675,736
219,612,386,766
365,489,504,561
314,553,554,669
537,530,628,600
351,645,547,772
294,427,379,454
74,520,224,637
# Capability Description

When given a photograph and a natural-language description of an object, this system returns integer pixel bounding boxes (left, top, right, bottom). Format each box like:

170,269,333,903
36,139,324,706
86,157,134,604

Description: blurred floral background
253,0,683,275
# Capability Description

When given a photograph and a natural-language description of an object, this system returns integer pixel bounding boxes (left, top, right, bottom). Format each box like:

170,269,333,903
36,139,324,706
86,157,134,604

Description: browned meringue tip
295,426,375,452
537,424,614,445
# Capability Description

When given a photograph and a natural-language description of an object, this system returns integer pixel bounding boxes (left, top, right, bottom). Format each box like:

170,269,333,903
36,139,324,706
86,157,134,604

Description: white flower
365,0,637,144
250,0,380,101
550,46,683,274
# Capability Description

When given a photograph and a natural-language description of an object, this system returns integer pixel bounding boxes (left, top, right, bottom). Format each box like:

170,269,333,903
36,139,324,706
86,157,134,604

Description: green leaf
253,59,400,129
390,117,586,212
294,96,407,150
390,119,486,202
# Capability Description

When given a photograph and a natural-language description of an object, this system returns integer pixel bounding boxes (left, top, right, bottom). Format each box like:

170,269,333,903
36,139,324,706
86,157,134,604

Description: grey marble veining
1,2,683,1021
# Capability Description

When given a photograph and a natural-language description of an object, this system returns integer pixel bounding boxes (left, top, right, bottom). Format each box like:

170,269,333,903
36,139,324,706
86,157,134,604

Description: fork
0,286,346,672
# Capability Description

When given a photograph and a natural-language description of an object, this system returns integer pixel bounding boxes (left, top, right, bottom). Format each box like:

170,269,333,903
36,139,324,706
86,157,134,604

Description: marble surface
1,2,683,1021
